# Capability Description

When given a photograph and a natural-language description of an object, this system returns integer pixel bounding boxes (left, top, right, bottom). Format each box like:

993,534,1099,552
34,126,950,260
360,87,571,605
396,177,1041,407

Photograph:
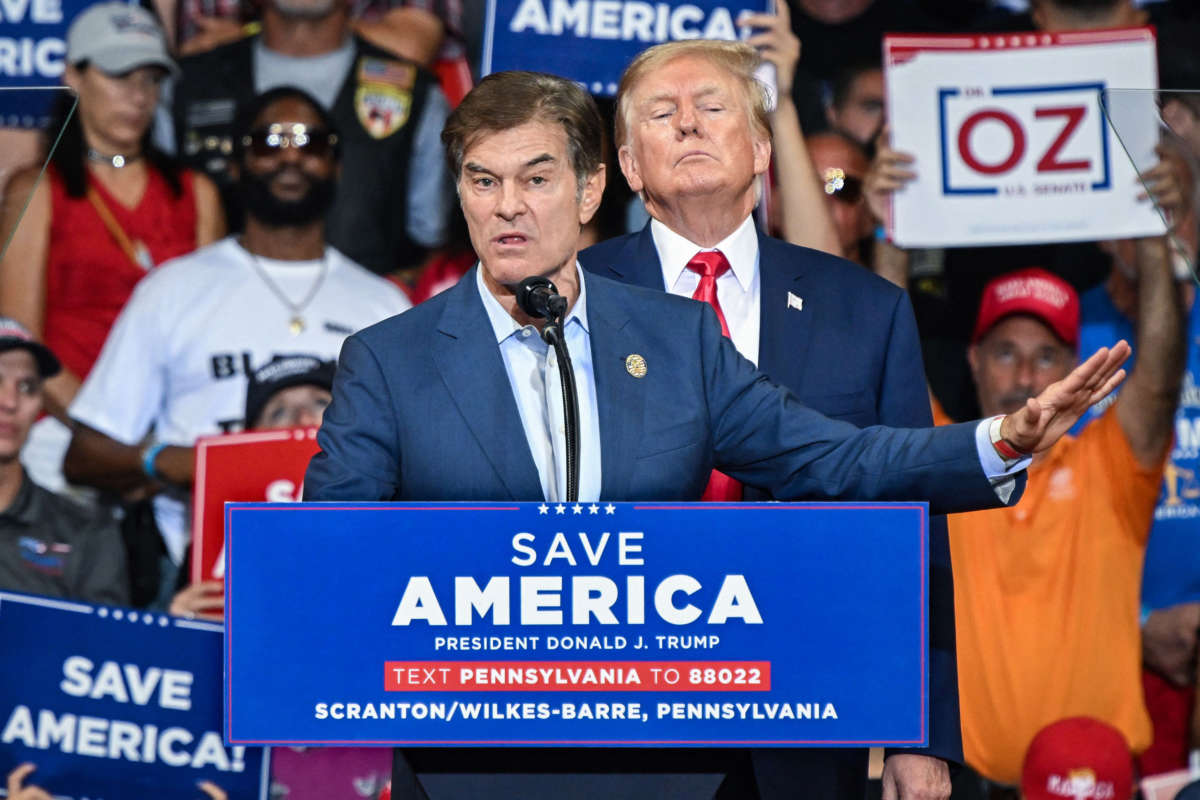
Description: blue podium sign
480,0,769,97
227,502,928,747
0,592,268,799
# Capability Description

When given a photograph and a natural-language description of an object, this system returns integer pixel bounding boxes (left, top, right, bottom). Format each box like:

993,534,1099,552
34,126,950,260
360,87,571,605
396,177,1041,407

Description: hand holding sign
740,0,797,96
6,764,52,800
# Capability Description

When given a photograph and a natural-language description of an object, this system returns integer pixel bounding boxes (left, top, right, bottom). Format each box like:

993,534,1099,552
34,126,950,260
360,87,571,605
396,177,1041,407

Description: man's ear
579,164,607,225
617,144,644,194
752,131,772,177
967,343,981,381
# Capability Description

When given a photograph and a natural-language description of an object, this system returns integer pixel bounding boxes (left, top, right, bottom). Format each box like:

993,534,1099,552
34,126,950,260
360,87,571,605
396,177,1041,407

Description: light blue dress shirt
477,266,602,503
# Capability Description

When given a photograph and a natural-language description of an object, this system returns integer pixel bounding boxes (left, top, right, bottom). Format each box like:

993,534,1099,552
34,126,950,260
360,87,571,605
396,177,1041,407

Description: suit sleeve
696,303,1014,514
877,291,965,766
305,335,403,501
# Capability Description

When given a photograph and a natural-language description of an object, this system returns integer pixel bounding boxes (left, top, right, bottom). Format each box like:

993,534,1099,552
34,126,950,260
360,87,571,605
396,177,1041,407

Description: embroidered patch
18,536,67,575
355,83,412,139
358,57,416,90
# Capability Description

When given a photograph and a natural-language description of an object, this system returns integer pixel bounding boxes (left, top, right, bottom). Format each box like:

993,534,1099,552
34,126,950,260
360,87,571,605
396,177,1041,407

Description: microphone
515,276,568,320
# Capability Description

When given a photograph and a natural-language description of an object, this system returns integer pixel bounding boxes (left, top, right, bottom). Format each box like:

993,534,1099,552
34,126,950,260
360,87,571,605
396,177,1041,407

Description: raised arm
1112,236,1186,467
741,1,841,256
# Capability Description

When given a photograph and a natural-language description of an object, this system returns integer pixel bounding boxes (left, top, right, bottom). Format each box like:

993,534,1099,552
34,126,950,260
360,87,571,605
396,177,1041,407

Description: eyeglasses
242,123,338,158
822,168,864,204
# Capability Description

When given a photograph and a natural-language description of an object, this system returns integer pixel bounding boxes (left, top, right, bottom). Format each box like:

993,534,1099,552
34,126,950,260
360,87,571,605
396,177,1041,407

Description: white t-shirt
70,237,412,562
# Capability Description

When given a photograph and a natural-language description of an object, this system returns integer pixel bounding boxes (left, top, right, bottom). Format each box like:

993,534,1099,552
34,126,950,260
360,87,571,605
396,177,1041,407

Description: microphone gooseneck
513,276,579,502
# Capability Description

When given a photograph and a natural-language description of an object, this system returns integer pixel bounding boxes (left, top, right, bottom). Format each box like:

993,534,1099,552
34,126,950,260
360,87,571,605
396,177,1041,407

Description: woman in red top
0,3,223,477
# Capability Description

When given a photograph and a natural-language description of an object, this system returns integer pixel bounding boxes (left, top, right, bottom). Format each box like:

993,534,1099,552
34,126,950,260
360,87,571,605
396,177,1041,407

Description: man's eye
530,176,546,186
17,379,37,396
475,177,494,187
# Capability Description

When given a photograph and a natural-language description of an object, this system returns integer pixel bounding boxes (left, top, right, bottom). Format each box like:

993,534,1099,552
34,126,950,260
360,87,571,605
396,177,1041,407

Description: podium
224,501,929,750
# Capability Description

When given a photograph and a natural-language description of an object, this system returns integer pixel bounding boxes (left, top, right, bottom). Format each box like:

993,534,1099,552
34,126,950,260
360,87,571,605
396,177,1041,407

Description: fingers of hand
8,763,35,793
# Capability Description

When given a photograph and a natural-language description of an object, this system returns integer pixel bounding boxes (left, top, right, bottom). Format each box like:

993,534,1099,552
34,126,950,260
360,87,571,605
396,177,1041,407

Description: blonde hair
615,39,771,150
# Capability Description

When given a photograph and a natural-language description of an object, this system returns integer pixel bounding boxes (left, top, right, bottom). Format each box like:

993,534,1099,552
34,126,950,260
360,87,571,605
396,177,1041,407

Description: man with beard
167,0,452,276
63,87,411,608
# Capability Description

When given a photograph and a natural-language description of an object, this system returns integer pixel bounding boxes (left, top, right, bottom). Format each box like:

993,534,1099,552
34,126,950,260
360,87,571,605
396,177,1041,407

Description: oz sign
883,29,1162,248
940,83,1110,197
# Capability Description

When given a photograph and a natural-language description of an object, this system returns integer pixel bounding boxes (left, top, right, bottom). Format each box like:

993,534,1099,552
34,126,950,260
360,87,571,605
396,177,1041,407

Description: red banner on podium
190,428,320,585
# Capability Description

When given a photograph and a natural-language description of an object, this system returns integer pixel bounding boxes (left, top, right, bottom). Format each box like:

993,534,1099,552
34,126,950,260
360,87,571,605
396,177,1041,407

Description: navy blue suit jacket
579,226,964,770
306,267,1013,516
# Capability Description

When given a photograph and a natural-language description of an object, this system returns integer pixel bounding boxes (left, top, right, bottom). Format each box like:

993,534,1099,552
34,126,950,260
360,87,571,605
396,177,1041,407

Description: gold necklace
245,248,330,335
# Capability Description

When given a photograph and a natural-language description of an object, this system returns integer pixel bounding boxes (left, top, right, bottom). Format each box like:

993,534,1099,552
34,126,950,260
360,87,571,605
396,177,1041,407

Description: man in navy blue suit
577,38,958,800
305,69,1129,799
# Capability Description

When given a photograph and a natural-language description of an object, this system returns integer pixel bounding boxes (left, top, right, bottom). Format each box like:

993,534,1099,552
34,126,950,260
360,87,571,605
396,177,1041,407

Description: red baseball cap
972,268,1080,350
1020,717,1133,800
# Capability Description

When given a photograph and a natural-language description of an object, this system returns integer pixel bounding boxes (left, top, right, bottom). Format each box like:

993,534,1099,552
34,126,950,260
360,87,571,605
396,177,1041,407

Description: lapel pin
787,291,804,312
625,354,647,378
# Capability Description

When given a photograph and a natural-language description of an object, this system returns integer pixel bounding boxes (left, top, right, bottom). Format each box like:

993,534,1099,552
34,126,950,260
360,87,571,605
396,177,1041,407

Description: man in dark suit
304,69,1128,799
577,38,957,799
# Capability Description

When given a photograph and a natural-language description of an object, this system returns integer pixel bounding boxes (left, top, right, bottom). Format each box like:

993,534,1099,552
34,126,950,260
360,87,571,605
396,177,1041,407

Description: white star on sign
538,503,549,514
589,504,600,514
605,503,616,514
572,503,584,514
555,504,567,514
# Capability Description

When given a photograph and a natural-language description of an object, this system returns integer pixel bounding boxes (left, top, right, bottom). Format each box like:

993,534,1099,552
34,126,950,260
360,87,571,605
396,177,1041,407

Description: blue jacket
306,266,1013,516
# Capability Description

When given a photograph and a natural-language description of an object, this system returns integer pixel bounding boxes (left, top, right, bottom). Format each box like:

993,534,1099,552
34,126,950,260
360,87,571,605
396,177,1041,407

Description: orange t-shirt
949,410,1160,785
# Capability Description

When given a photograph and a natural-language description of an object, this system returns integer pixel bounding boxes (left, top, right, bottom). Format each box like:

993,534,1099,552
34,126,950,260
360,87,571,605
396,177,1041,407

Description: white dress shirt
651,215,762,365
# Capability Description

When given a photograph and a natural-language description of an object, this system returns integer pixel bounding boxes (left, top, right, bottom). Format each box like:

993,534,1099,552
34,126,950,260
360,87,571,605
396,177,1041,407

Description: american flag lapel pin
787,292,804,312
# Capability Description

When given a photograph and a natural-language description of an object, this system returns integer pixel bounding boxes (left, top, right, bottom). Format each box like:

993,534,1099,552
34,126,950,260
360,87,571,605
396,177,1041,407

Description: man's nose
296,408,323,428
0,382,18,411
676,104,702,137
496,183,526,219
1014,357,1038,390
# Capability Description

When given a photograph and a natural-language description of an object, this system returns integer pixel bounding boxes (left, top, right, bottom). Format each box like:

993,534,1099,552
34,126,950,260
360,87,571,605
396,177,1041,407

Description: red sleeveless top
45,164,199,378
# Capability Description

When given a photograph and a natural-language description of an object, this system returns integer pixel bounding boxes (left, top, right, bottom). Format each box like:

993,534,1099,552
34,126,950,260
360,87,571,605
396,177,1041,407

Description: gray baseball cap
66,2,178,78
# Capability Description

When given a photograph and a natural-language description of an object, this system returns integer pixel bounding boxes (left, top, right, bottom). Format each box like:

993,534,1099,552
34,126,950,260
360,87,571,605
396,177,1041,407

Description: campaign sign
0,0,96,128
0,592,268,798
481,0,769,96
884,29,1162,248
190,427,320,585
226,502,928,747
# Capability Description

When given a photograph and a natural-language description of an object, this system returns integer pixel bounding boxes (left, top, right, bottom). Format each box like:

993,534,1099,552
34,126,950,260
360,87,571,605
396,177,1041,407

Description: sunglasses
242,123,338,158
821,168,864,204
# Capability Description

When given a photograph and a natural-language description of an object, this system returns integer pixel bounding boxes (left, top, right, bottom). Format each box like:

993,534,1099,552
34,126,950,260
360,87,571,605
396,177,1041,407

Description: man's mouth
495,234,529,246
676,151,713,164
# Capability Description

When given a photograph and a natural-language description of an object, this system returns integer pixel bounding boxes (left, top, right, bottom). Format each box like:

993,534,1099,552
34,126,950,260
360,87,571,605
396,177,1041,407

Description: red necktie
686,250,742,502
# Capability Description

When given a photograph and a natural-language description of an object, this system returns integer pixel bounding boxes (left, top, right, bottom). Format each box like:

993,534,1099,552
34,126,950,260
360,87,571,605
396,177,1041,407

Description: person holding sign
305,69,1132,798
578,36,959,799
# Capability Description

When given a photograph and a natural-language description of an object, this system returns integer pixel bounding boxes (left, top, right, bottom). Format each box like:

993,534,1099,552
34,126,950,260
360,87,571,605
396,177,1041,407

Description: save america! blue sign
0,592,268,799
481,0,770,96
225,501,928,747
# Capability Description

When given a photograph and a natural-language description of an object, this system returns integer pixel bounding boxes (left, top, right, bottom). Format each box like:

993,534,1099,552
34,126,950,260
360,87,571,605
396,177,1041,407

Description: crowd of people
1,0,1199,797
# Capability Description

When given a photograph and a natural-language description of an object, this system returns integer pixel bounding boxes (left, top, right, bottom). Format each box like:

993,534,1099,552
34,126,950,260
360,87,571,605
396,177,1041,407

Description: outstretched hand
999,341,1131,454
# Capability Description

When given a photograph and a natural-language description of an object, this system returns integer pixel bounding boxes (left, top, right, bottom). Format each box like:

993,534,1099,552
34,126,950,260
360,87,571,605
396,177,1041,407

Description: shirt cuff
975,417,1033,504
